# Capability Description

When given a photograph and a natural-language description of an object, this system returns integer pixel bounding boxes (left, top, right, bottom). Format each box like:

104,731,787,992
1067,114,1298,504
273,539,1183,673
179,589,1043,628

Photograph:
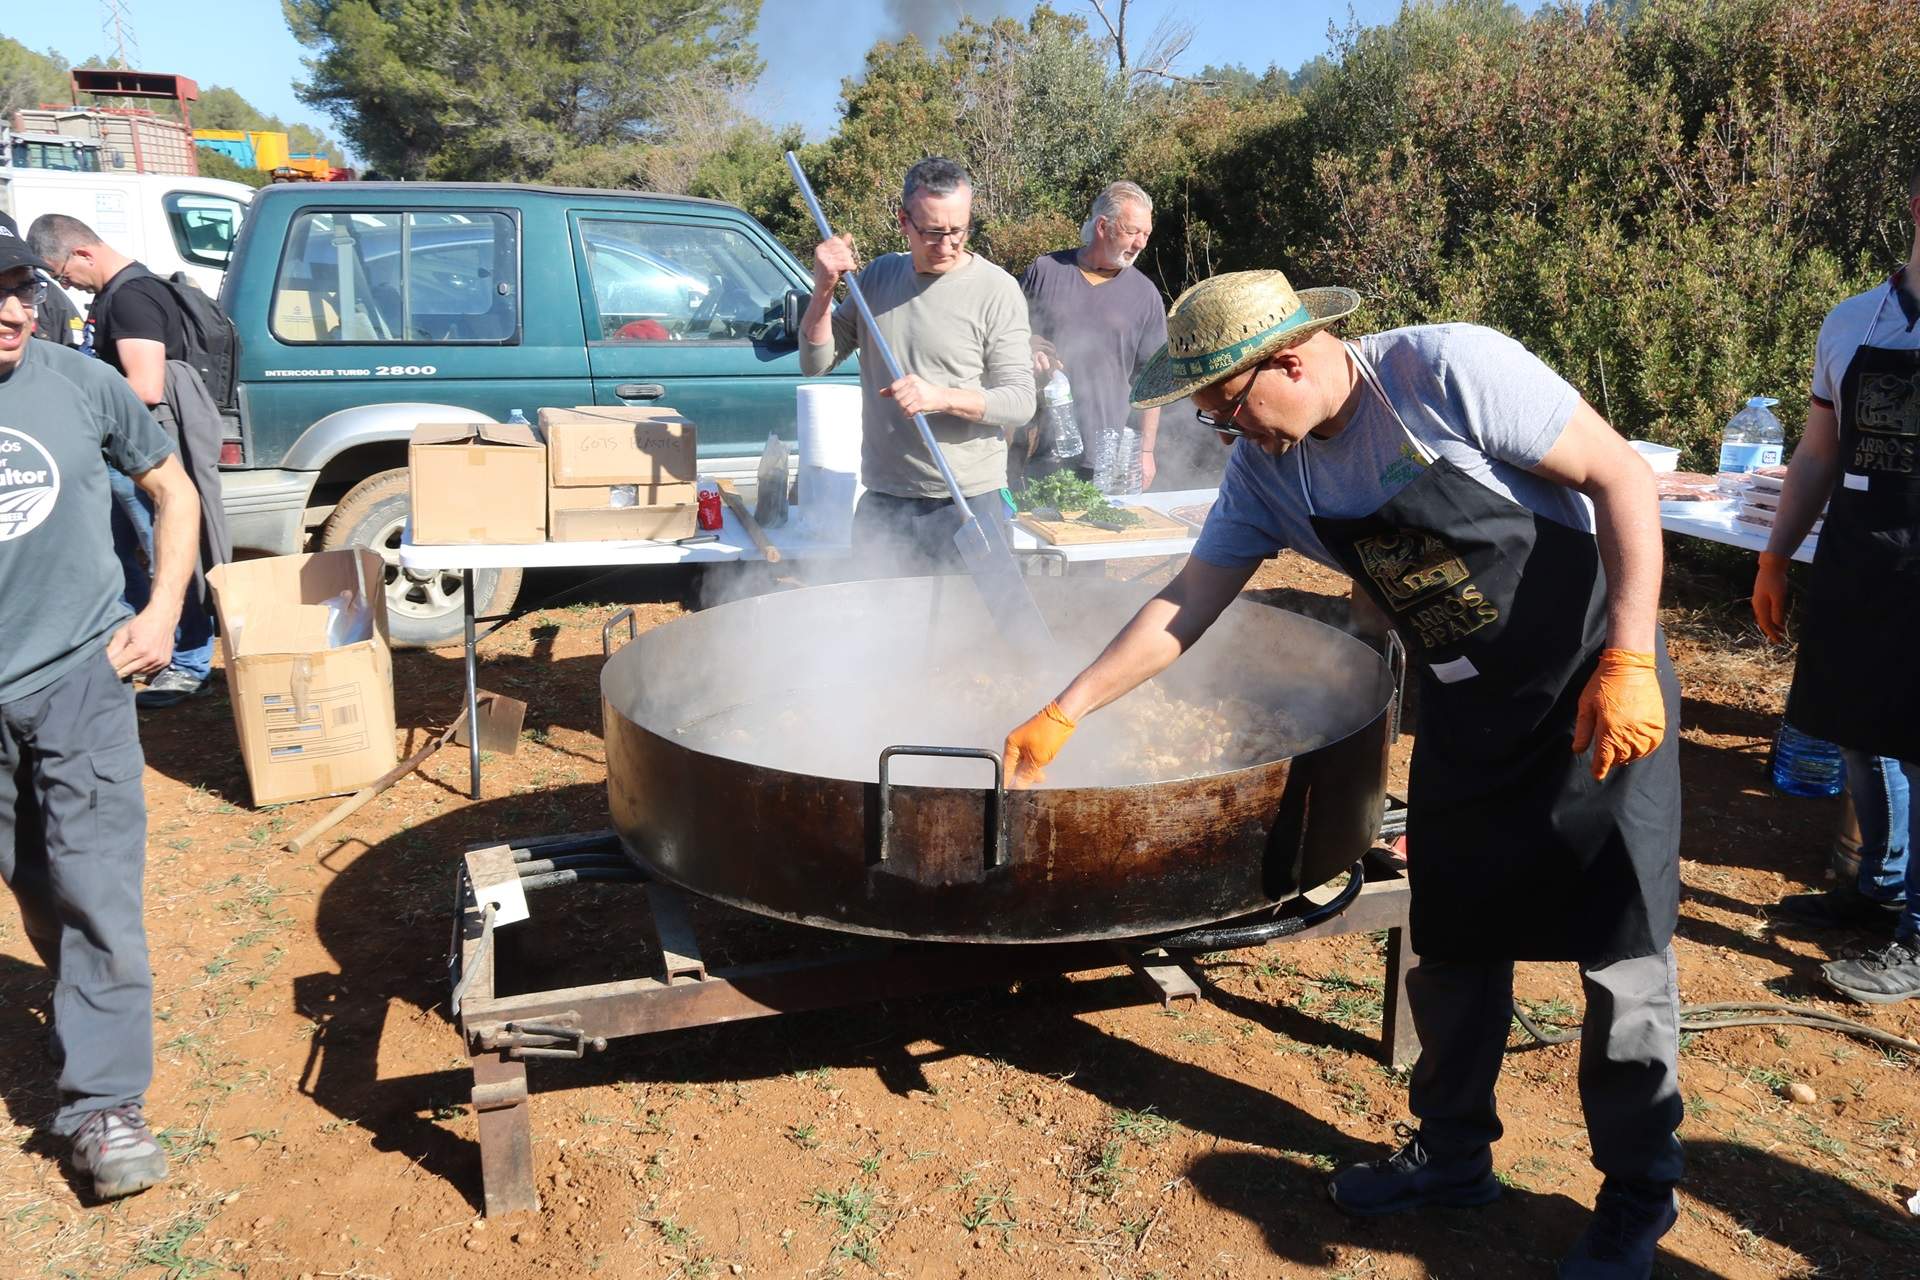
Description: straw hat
1130,270,1360,408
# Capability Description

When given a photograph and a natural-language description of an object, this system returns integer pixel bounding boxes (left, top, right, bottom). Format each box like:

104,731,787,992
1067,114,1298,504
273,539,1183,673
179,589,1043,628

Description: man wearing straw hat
1003,271,1682,1279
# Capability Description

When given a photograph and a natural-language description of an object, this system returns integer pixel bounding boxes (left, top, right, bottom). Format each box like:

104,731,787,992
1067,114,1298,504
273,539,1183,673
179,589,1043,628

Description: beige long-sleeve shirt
800,251,1034,498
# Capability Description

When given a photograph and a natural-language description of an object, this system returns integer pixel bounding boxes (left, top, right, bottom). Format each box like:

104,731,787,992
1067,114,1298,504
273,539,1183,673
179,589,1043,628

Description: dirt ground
4,548,1919,1280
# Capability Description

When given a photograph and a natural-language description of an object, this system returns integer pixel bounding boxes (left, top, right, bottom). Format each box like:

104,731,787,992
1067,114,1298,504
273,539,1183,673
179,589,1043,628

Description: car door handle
614,383,665,401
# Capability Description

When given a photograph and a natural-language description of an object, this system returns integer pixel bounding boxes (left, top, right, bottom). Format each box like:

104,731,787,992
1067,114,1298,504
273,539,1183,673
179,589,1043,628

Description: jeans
0,650,154,1133
1839,749,1920,940
108,468,212,681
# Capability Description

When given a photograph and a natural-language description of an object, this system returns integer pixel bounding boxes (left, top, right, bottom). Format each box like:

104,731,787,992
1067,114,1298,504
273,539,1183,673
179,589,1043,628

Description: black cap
0,222,50,277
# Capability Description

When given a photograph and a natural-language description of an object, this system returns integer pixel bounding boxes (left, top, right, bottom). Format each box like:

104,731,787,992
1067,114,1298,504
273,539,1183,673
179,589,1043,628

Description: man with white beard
1019,181,1169,492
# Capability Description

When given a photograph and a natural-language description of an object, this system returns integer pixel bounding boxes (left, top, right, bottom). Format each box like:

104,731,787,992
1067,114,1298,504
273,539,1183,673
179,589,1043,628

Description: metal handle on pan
875,745,1009,871
1385,631,1407,742
602,608,637,658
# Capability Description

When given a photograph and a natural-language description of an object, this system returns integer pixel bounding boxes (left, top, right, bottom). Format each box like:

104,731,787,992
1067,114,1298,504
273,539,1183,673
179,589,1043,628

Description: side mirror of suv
780,287,805,345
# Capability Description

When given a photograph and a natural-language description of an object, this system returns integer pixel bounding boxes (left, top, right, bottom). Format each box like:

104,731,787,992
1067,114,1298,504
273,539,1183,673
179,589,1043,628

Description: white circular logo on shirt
0,427,60,542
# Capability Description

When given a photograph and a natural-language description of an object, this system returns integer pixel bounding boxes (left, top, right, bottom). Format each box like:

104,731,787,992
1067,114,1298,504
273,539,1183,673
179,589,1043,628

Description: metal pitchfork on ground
784,151,1054,659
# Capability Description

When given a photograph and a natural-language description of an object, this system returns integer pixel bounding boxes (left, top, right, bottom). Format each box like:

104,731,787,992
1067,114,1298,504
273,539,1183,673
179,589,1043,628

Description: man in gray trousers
0,233,199,1199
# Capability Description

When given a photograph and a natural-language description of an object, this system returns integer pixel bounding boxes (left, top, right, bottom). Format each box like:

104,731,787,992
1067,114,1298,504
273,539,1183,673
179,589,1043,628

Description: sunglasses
0,278,48,309
1195,366,1262,437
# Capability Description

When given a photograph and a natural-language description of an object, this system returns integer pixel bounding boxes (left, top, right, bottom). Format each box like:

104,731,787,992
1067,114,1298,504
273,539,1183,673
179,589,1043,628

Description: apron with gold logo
1303,345,1681,962
1786,278,1920,760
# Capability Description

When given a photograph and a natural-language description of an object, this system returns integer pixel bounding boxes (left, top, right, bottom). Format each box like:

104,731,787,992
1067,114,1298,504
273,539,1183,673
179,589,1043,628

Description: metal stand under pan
447,827,1417,1218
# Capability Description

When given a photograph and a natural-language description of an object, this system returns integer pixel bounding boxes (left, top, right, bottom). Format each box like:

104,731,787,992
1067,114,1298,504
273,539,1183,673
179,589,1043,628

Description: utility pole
101,0,142,70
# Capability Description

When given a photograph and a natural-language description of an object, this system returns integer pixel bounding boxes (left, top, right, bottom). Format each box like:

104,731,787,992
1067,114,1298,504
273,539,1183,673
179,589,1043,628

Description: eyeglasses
0,278,47,310
901,212,972,244
1195,366,1262,437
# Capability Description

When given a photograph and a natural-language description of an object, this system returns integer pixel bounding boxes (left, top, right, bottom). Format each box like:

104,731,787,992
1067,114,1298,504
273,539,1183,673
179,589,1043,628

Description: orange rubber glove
1004,701,1077,788
1571,649,1665,781
1752,551,1789,644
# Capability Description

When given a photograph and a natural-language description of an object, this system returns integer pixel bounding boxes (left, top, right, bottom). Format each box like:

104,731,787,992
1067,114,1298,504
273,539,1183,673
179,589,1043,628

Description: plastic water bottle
1771,720,1846,798
1098,425,1145,494
1718,396,1784,491
1043,370,1083,460
507,408,530,426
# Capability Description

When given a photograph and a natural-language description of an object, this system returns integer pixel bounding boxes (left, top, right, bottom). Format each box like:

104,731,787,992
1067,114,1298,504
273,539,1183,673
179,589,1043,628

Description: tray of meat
1657,471,1731,514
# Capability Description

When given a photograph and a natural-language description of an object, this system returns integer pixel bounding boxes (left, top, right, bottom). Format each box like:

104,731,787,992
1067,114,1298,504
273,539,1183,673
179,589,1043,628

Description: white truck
0,162,254,300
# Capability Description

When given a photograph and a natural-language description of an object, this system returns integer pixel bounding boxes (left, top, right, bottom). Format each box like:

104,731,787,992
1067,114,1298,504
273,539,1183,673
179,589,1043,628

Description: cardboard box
409,421,547,544
207,549,398,807
549,480,699,511
549,503,698,543
539,406,697,488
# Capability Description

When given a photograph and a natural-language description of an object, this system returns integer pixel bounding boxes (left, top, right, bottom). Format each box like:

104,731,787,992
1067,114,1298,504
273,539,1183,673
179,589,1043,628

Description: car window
271,209,518,344
163,192,245,269
579,218,791,343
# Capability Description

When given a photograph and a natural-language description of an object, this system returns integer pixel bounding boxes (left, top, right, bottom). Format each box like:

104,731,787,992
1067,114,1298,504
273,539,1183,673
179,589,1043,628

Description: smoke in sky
881,0,1023,47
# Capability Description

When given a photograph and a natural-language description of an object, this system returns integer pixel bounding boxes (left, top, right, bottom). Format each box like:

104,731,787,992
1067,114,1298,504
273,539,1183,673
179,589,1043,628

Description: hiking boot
1326,1124,1499,1216
1777,888,1906,930
70,1104,168,1200
1558,1182,1678,1279
135,668,209,709
1823,936,1920,1005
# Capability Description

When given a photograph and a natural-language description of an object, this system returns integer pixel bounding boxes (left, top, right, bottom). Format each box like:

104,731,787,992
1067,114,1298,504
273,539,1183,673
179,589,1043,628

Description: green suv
216,181,849,645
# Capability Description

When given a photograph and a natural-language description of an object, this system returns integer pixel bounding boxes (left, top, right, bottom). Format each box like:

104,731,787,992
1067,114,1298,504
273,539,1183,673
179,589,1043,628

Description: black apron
1786,279,1920,761
1303,345,1681,963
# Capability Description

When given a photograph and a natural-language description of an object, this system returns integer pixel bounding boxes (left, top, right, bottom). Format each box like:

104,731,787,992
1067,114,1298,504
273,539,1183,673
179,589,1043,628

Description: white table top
1008,488,1212,562
1658,502,1816,564
398,505,853,571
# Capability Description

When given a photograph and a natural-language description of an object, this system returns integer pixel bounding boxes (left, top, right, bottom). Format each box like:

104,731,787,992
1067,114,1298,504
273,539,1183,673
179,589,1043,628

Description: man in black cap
0,232,199,1199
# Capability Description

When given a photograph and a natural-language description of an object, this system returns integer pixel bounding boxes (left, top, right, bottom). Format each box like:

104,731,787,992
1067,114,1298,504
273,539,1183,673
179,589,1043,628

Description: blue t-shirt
0,337,173,702
1192,324,1589,572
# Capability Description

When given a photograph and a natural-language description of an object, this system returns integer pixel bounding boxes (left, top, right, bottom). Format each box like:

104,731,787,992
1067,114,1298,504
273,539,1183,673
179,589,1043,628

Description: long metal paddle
785,151,1053,658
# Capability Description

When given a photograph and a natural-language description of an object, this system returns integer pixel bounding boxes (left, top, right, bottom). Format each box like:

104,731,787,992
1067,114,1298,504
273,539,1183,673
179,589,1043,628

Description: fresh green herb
1016,474,1143,527
1017,472,1105,512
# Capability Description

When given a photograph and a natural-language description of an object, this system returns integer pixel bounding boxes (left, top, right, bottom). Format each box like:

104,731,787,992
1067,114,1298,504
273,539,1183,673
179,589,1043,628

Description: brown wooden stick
284,710,469,854
719,487,782,563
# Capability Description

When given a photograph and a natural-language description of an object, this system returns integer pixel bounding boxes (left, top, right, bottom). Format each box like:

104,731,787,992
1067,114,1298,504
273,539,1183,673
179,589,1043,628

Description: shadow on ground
288,792,1918,1276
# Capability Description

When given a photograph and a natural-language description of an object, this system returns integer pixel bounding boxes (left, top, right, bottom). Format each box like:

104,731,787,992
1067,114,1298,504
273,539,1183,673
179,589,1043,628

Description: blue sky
8,1,1484,164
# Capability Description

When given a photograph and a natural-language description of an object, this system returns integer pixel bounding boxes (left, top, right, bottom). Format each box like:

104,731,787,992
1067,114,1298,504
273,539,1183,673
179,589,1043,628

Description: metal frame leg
1383,924,1420,1069
464,567,481,800
471,1050,537,1216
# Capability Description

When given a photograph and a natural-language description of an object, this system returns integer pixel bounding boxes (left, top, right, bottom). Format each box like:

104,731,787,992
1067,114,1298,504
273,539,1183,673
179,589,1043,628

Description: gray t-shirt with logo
1192,324,1590,572
0,337,174,702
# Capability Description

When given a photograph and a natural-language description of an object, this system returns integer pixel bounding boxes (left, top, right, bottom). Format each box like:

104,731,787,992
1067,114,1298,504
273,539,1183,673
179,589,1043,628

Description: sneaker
1777,888,1906,930
1327,1123,1500,1216
1558,1182,1678,1279
69,1104,168,1200
1822,936,1920,1005
135,668,208,709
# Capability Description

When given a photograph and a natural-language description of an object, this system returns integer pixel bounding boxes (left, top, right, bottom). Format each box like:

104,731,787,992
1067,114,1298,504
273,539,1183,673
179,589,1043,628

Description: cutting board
1015,506,1192,545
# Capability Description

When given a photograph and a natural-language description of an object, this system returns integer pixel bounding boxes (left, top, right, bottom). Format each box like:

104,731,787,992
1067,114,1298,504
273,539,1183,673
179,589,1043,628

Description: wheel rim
370,512,470,622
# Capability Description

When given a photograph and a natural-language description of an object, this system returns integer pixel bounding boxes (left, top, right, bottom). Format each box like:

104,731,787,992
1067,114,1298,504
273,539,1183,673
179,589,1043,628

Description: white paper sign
465,845,530,927
1428,656,1480,684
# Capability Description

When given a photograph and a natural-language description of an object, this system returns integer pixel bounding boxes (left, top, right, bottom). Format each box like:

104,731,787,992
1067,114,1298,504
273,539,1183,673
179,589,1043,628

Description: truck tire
316,468,522,650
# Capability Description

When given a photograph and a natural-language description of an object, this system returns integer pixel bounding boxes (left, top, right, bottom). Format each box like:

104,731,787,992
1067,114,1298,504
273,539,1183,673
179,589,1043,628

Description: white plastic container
1629,440,1680,473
